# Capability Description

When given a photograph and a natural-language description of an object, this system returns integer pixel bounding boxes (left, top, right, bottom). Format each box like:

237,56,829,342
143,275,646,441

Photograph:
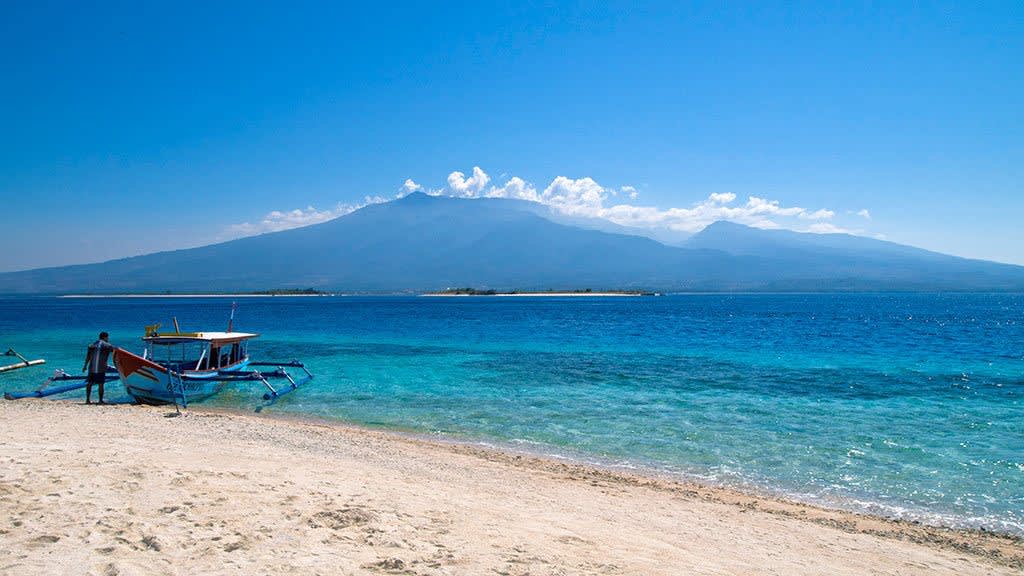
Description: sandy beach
0,401,1020,576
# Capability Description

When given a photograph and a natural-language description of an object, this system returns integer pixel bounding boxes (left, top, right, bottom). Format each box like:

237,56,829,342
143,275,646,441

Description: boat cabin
142,330,259,373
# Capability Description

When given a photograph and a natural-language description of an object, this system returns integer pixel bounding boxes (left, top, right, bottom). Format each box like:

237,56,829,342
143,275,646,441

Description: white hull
115,349,249,405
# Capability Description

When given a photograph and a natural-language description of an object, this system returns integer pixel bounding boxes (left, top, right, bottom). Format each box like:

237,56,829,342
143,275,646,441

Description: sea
1,294,1021,535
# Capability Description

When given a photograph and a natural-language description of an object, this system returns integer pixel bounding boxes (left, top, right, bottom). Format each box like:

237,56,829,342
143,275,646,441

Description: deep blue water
1,294,1022,534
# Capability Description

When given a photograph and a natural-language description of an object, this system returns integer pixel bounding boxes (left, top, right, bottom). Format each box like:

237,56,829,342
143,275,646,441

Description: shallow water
2,294,1021,534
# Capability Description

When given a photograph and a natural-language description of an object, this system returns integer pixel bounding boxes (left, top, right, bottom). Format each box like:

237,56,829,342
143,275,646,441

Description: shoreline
221,404,1022,538
1,400,1020,574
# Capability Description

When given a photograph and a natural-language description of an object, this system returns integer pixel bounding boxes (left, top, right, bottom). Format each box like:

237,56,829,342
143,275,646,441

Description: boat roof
144,331,259,345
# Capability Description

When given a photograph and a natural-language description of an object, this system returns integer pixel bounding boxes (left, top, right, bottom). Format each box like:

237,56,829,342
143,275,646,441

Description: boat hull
114,349,249,405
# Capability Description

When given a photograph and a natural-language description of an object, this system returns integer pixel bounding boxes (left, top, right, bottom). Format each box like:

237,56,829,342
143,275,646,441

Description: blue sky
1,1,1021,271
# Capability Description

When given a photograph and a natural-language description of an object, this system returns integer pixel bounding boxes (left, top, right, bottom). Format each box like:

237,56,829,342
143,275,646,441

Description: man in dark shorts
83,331,116,404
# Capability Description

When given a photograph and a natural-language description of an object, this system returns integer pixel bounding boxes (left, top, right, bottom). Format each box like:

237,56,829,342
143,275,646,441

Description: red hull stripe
114,349,168,383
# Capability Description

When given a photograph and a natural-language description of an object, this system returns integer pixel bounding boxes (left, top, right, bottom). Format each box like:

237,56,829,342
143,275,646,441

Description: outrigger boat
113,317,313,409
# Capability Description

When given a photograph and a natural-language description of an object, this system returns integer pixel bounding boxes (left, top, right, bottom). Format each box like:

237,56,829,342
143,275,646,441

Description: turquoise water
1,294,1022,534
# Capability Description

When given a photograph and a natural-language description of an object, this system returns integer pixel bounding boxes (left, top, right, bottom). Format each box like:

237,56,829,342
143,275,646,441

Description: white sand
0,400,1019,575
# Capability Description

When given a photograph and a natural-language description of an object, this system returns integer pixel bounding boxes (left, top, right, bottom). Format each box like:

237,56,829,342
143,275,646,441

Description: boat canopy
143,331,259,346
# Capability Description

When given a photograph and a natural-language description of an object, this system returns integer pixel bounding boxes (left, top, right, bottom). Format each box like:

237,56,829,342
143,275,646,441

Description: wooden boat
114,319,312,408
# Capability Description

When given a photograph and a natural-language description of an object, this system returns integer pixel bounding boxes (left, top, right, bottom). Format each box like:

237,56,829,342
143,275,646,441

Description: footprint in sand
25,534,60,549
139,535,160,551
557,534,594,546
223,541,247,552
365,557,409,573
307,507,375,530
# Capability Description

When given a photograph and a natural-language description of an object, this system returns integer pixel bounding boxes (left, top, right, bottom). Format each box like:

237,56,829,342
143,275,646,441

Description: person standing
83,332,116,404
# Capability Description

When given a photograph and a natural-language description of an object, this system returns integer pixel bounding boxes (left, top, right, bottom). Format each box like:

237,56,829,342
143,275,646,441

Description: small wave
413,432,1024,537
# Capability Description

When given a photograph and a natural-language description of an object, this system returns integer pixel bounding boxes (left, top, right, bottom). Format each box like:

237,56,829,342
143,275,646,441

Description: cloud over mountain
221,166,869,244
223,197,388,239
419,166,863,236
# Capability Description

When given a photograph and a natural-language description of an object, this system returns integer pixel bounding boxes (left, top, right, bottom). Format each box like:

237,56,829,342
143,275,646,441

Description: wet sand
0,400,1020,575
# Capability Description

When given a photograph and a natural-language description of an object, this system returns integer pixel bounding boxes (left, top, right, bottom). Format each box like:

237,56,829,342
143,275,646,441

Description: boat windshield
147,340,208,372
145,339,249,371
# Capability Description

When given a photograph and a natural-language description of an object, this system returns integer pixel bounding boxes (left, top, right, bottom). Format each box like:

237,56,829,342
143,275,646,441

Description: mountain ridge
0,193,1021,293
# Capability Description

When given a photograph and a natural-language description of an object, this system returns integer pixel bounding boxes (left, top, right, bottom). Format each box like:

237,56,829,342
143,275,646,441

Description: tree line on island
430,287,657,296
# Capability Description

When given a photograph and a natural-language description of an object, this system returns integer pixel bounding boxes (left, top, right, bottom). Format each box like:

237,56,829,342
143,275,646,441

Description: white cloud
743,196,805,218
223,196,389,240
799,209,835,220
226,206,348,237
401,179,422,194
485,176,539,201
227,165,873,244
540,176,608,214
416,166,867,237
446,166,490,197
805,222,855,234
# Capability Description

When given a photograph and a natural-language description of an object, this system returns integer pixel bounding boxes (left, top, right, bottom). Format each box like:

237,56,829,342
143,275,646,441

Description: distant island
252,288,330,296
61,288,334,298
424,288,658,297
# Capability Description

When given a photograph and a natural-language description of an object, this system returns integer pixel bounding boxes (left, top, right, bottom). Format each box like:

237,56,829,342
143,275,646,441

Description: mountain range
1,192,1022,293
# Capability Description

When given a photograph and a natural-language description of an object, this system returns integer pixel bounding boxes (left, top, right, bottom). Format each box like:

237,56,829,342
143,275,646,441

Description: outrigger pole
246,361,313,402
4,368,119,400
208,360,312,411
0,349,45,374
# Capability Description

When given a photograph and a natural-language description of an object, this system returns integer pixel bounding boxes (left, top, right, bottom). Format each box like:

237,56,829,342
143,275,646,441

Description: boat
113,318,313,408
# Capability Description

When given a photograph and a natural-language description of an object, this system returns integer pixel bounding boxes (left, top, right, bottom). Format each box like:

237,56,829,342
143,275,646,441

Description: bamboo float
0,349,45,373
4,368,119,400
